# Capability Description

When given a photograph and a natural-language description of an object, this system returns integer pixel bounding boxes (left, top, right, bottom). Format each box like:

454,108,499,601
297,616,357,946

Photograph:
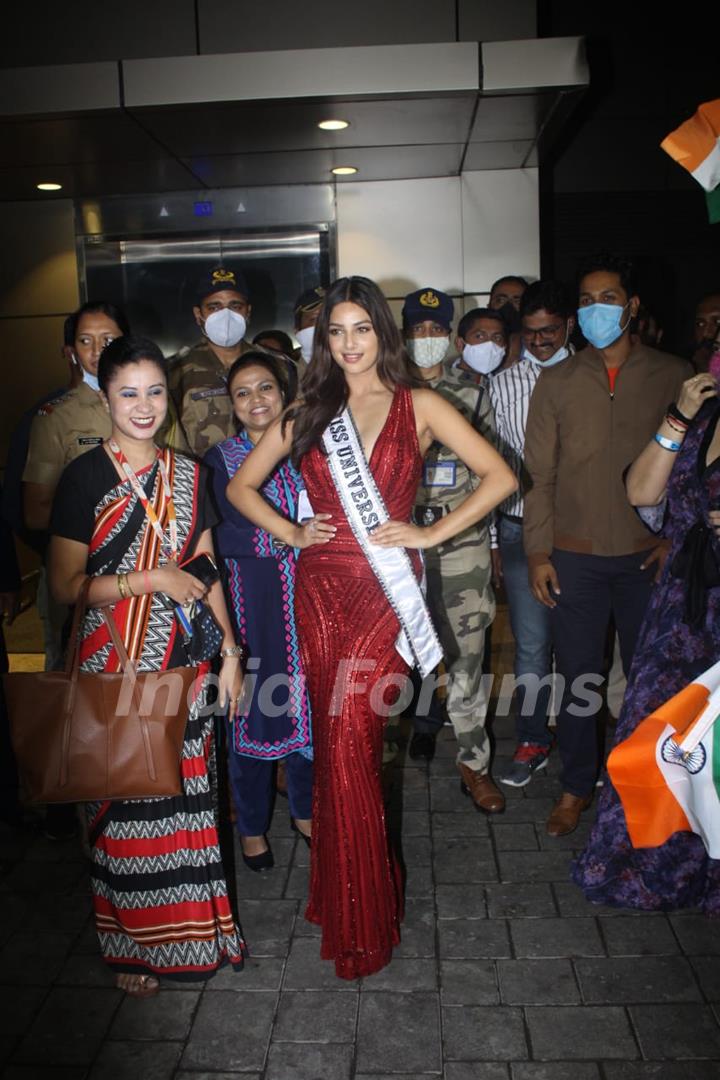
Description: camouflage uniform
414,363,496,773
166,339,258,458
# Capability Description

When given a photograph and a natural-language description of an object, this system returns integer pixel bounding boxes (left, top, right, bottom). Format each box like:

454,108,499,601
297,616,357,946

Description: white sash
322,407,443,678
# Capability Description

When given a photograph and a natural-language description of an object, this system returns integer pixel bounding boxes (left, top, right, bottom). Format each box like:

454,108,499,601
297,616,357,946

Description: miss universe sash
322,408,443,678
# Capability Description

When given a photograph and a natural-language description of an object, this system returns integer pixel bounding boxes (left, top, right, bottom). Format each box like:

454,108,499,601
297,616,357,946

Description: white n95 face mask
296,325,315,363
462,340,504,375
203,308,247,348
408,336,450,368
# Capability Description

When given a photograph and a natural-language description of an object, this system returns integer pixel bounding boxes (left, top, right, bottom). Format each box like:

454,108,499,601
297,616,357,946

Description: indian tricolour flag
608,658,720,858
661,99,720,224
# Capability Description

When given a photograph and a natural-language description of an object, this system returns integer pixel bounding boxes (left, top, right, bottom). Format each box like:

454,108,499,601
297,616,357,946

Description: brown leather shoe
546,792,593,837
458,764,505,814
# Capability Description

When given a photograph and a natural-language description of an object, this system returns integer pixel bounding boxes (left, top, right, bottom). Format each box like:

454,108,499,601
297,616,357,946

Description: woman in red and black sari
49,336,246,997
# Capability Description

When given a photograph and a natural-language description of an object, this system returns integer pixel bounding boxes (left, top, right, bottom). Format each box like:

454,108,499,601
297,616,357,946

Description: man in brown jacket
523,253,692,836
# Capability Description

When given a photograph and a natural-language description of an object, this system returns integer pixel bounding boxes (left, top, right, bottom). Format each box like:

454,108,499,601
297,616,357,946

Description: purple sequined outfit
573,401,720,915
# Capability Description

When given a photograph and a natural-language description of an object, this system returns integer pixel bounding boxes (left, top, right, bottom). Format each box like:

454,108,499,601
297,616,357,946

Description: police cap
402,288,454,332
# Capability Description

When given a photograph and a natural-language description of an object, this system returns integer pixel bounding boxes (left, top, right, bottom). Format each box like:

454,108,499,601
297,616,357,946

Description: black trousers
550,548,655,797
228,749,313,836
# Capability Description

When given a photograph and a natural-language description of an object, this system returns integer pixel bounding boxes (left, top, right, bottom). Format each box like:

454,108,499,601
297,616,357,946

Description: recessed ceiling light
332,166,357,176
36,182,62,191
319,119,349,131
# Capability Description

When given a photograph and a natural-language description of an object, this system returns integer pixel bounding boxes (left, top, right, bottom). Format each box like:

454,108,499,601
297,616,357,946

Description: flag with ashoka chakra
608,658,720,858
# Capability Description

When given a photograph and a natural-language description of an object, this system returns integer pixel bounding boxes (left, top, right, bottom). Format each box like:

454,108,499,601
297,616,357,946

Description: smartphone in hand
180,552,220,588
157,552,220,610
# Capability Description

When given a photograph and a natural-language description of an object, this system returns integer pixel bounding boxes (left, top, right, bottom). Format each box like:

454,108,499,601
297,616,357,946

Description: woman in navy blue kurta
205,351,312,869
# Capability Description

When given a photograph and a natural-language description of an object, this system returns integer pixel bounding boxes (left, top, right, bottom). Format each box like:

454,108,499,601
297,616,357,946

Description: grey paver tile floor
1,715,719,1078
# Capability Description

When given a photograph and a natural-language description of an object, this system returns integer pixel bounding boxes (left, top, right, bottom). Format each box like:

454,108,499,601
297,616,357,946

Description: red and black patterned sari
52,445,246,980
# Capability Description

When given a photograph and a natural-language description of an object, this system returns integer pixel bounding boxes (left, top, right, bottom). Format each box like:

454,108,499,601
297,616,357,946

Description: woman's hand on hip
293,514,336,549
154,562,209,606
370,520,434,549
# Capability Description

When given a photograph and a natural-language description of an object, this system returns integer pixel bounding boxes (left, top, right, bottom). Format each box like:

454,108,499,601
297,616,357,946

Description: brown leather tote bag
3,579,202,803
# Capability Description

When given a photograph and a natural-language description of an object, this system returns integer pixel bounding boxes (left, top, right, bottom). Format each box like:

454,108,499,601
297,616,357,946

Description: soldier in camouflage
166,267,260,457
403,288,504,814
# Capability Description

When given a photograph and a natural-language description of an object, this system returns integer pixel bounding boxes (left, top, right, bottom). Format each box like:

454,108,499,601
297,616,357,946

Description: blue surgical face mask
72,351,101,392
523,345,568,369
523,323,570,369
577,302,630,350
82,369,100,392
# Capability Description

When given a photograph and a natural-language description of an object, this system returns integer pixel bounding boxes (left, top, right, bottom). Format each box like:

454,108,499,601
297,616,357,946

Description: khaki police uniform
23,381,112,672
23,381,111,488
415,363,496,773
167,339,258,458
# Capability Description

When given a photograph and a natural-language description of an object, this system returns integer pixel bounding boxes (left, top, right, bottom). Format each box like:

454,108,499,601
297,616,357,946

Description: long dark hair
284,276,418,464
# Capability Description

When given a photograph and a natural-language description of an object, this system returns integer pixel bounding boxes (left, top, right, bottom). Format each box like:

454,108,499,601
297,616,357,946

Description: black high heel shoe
290,818,312,849
241,839,274,872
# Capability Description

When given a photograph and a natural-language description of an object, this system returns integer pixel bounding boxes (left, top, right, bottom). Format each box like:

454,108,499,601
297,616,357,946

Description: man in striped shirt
489,281,575,787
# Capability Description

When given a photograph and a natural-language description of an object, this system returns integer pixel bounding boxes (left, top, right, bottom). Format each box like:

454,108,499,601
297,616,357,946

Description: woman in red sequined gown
228,277,516,979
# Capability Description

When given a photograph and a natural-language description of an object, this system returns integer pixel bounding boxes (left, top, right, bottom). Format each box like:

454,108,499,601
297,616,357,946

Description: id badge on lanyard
423,461,457,488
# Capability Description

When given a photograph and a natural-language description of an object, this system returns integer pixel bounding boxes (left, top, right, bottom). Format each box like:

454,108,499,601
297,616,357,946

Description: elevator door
81,228,331,357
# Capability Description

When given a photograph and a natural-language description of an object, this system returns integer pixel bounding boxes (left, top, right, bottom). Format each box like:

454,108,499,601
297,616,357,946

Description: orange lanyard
108,440,178,559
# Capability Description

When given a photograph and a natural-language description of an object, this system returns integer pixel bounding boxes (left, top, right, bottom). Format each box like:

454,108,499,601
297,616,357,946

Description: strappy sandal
116,973,160,998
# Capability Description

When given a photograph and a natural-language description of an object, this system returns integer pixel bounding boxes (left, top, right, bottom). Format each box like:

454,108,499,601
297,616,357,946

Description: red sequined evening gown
294,387,422,979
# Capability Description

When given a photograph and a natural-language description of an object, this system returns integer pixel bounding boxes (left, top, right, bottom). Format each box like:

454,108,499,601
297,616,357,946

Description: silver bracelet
220,644,245,659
